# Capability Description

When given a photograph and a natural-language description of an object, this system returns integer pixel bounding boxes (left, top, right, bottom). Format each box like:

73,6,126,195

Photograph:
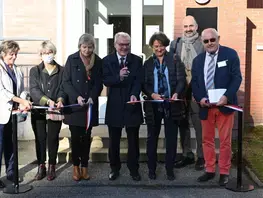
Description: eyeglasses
203,38,216,44
117,43,130,47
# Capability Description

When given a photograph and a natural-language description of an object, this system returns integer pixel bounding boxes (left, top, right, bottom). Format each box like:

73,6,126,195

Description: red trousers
201,108,234,175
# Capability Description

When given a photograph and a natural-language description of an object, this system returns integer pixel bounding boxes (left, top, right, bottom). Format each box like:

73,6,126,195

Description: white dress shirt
203,49,219,86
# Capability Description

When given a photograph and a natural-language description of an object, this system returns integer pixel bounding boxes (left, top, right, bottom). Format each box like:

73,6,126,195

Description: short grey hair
39,41,57,55
78,33,95,49
201,28,219,38
114,32,131,44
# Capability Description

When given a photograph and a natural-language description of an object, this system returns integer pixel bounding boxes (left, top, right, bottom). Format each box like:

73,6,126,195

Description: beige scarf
80,53,95,78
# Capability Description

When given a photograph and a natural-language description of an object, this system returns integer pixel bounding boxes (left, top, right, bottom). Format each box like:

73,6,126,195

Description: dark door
108,16,131,54
186,7,218,35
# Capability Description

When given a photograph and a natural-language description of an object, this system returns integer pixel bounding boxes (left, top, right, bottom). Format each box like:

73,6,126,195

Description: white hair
114,32,131,44
201,28,219,38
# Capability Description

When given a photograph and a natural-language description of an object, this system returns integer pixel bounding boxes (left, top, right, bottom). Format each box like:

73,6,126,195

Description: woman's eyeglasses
203,38,216,44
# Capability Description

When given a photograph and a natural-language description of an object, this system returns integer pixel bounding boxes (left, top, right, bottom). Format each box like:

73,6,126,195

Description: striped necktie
206,54,216,90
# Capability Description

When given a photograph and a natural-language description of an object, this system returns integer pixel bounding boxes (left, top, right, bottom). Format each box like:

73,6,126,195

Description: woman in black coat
30,41,66,181
62,33,103,181
142,32,186,180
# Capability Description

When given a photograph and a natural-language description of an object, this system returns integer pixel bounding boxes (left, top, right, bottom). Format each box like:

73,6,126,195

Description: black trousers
31,112,62,165
108,126,140,174
69,125,92,167
0,118,14,177
147,106,179,172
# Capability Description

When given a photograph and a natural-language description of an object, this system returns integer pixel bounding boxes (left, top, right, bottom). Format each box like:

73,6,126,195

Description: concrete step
59,124,220,149
59,124,221,139
57,147,220,163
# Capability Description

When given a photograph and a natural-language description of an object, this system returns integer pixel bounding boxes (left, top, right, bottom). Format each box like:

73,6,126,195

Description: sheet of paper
208,89,226,103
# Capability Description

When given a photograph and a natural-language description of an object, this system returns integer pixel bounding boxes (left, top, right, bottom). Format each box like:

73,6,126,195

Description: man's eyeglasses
117,43,130,47
203,38,216,44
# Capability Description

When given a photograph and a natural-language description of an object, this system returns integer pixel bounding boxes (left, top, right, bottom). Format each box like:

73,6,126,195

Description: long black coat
102,52,143,127
142,52,186,125
62,51,103,127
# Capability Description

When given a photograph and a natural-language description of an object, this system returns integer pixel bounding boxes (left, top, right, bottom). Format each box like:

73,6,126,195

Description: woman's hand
56,101,64,109
77,96,85,106
48,100,56,108
20,99,32,110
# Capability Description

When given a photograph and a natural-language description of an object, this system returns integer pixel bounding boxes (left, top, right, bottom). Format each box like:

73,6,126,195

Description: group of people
0,15,241,188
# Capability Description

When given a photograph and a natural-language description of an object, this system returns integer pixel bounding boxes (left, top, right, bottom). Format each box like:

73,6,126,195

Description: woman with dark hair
142,32,186,180
62,33,103,181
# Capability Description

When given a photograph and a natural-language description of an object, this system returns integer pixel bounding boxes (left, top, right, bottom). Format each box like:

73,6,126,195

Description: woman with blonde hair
29,41,66,181
0,40,32,187
62,33,103,181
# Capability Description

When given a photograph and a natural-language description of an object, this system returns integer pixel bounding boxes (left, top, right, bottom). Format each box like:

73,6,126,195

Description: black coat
142,52,186,125
62,51,103,127
29,61,66,105
102,52,143,127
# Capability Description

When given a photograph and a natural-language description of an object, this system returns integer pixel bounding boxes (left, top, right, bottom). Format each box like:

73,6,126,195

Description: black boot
35,164,47,180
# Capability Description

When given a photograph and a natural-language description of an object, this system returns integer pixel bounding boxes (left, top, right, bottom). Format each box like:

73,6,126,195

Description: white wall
0,0,3,38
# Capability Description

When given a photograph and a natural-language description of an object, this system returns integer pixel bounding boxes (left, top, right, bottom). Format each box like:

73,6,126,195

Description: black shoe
148,171,156,180
195,158,205,171
197,172,215,182
174,157,195,168
166,170,175,181
109,171,119,181
0,180,5,188
130,172,141,181
219,174,229,186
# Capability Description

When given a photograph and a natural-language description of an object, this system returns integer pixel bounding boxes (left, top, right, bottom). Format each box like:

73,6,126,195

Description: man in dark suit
191,28,242,186
102,32,143,181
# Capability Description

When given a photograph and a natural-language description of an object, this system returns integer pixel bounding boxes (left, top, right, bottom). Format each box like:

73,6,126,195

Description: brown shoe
35,164,46,180
47,165,56,181
81,167,90,180
73,166,81,181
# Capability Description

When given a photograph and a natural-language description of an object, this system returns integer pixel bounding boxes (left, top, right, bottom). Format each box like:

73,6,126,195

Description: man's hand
171,93,178,100
77,96,85,106
120,67,129,80
200,98,210,107
130,95,137,102
216,95,228,106
151,93,162,100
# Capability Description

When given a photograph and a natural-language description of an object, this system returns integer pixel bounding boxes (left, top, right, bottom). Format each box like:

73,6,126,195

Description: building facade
0,0,262,138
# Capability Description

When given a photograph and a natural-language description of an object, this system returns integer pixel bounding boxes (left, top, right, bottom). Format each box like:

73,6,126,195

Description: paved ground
0,163,261,198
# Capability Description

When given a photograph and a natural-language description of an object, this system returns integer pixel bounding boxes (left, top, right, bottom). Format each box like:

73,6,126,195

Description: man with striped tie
191,28,242,186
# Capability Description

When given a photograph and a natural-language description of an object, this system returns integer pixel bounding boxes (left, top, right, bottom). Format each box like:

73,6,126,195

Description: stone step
59,125,220,149
57,147,220,163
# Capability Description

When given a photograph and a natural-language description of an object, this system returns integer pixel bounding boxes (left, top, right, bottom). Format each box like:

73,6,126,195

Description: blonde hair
0,40,20,58
39,41,57,55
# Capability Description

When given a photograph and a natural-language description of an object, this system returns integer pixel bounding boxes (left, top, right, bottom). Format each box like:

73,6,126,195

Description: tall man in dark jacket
103,32,143,181
170,15,205,170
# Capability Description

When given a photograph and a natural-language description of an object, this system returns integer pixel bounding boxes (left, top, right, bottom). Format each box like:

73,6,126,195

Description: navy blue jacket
191,45,242,120
102,52,143,127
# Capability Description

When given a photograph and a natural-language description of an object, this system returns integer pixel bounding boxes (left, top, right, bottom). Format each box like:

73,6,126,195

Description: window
248,0,263,8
